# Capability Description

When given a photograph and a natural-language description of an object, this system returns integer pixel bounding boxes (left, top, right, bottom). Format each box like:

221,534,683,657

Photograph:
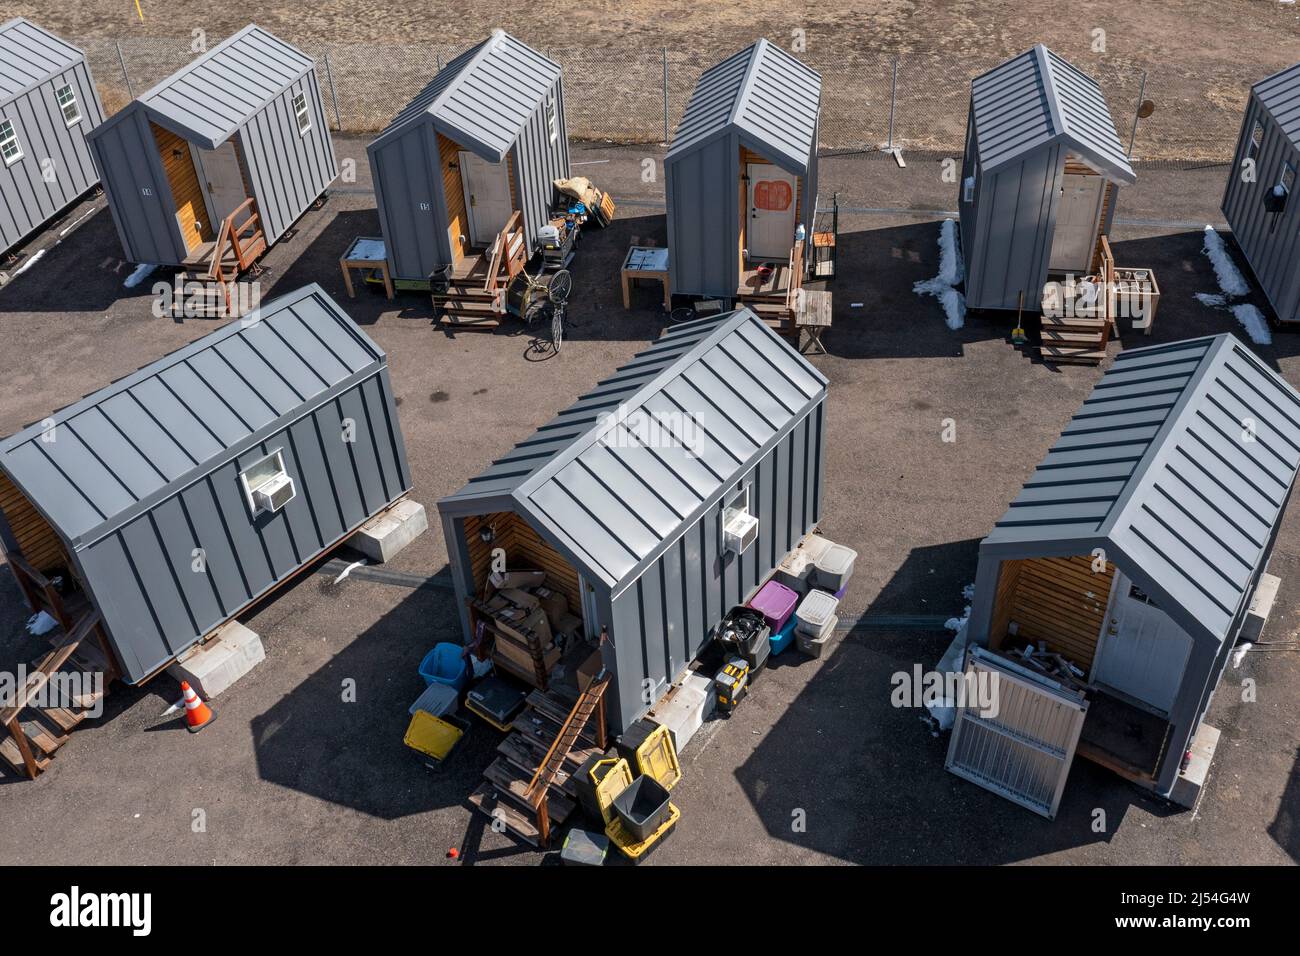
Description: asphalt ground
0,140,1295,865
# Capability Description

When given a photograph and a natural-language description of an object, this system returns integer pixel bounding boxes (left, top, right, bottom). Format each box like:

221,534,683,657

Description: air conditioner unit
252,473,295,513
723,509,759,554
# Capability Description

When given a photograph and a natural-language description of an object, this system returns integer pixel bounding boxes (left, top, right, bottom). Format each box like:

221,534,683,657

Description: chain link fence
79,36,1289,163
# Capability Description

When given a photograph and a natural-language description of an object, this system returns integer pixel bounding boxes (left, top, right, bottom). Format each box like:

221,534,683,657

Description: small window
239,449,295,515
962,175,975,204
292,91,311,136
55,84,81,125
1248,120,1264,159
0,119,21,166
546,95,558,144
1127,584,1159,608
1280,160,1296,197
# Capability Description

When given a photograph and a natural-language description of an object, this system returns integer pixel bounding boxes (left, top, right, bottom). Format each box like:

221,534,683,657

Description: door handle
470,195,477,207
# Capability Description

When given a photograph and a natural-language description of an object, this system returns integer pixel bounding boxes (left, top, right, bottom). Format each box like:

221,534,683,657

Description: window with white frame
1280,159,1297,197
239,449,295,515
292,92,311,136
55,84,81,125
546,95,558,143
0,119,21,165
1248,120,1264,159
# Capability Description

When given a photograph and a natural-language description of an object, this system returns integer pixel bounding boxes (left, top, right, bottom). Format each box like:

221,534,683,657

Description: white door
196,141,249,226
1092,573,1193,715
460,151,513,246
1049,173,1105,273
746,163,797,260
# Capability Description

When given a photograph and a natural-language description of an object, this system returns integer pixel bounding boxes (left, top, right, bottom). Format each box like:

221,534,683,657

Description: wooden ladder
206,198,267,317
0,610,105,779
523,672,609,847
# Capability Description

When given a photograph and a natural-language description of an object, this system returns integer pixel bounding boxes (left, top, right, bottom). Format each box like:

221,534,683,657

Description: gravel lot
0,140,1296,866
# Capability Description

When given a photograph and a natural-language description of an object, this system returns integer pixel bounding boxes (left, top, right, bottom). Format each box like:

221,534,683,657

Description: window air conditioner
252,473,296,513
723,509,759,554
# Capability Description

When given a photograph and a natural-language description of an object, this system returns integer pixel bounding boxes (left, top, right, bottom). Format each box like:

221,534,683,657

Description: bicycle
515,267,571,356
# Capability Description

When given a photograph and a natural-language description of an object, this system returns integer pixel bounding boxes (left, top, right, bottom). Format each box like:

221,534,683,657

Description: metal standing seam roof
0,284,386,549
666,38,821,175
983,334,1300,647
440,308,828,591
970,44,1135,183
1253,61,1300,152
124,24,315,149
374,30,561,163
0,17,85,105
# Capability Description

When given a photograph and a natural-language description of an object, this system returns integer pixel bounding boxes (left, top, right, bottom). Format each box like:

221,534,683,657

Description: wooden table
340,236,394,300
798,290,832,354
621,246,671,311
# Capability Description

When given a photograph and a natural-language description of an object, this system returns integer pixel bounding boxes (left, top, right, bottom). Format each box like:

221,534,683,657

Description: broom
1010,290,1027,346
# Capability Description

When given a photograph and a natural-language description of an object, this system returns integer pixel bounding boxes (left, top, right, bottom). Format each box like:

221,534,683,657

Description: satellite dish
1137,99,1156,119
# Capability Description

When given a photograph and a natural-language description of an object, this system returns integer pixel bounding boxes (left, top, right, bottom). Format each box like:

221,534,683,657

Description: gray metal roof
983,334,1300,647
1253,61,1300,152
129,24,315,148
0,17,85,105
666,38,821,175
374,30,560,163
970,44,1135,183
440,308,828,592
0,284,385,549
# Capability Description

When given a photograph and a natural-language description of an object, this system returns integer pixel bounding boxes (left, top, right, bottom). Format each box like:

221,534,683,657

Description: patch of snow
12,249,45,276
26,610,58,635
961,582,975,602
1202,226,1250,298
1231,303,1272,345
331,559,365,585
1194,292,1226,308
914,218,966,330
1231,642,1253,669
123,263,158,289
927,627,968,731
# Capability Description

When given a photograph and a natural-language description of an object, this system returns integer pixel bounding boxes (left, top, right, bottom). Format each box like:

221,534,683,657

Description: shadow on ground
248,567,489,819
734,540,1178,864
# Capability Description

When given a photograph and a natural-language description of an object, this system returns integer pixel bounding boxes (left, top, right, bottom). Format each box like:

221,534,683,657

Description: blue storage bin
769,615,798,656
419,642,468,691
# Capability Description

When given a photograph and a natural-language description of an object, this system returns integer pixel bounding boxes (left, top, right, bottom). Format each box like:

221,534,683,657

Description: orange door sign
753,179,793,211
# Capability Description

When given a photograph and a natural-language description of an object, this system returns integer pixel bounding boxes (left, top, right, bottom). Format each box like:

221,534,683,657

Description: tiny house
959,45,1136,312
1221,62,1300,324
367,30,569,284
88,24,336,271
0,18,105,256
954,335,1300,817
0,284,410,685
439,308,828,734
665,39,821,302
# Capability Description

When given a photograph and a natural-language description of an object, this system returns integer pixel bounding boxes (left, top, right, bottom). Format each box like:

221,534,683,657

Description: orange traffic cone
180,681,216,733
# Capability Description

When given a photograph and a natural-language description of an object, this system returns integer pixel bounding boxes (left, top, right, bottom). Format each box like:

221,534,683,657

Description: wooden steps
0,610,108,780
469,675,610,848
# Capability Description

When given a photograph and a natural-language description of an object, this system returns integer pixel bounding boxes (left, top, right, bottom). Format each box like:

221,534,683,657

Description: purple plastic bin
749,581,799,634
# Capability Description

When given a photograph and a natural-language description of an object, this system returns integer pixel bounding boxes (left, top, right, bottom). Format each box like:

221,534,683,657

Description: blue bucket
418,643,468,691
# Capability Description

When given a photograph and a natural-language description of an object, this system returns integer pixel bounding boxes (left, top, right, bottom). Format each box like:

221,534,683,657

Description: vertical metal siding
90,110,186,265
370,121,444,281
0,63,104,252
666,133,737,298
604,398,825,733
75,374,408,684
1222,91,1300,322
240,73,337,245
510,75,570,252
967,146,1060,311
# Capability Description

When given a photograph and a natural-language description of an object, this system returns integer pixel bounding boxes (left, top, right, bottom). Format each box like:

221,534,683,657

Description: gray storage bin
815,544,857,591
795,589,840,637
796,616,837,658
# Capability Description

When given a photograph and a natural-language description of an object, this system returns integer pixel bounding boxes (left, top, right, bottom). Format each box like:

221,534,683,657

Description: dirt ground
0,139,1296,866
3,2,1298,157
